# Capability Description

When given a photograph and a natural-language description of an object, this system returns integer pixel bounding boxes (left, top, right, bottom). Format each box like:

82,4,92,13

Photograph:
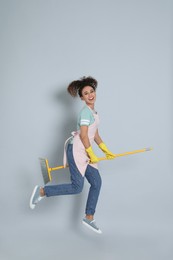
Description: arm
79,125,91,149
95,129,116,159
79,125,99,163
94,129,103,145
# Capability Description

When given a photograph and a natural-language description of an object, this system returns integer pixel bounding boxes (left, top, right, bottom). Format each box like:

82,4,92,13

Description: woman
30,76,116,234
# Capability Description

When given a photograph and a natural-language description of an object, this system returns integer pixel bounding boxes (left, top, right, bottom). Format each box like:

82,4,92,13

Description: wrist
98,142,105,148
98,142,107,151
86,146,92,153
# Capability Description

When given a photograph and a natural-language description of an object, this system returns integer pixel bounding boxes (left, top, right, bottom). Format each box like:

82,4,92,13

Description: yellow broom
39,147,153,184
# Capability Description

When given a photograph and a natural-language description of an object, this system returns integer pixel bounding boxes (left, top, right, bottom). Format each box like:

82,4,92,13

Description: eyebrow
83,89,95,94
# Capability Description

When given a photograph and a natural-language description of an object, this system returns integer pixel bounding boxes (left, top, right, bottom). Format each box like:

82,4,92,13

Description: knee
73,179,84,194
92,175,102,191
97,176,102,190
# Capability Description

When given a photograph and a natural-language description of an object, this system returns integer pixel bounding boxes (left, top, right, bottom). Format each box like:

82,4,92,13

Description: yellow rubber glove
98,142,116,159
86,146,100,164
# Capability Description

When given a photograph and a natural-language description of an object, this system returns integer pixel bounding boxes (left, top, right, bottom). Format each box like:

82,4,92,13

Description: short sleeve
79,108,91,126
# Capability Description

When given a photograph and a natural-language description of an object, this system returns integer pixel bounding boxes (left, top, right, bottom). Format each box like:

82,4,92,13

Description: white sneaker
30,185,44,209
82,218,102,234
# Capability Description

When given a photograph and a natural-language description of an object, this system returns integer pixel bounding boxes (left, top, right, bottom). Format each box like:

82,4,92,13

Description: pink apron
63,113,99,176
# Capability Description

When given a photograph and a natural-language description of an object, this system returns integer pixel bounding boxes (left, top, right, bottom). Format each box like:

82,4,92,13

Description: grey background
0,0,173,259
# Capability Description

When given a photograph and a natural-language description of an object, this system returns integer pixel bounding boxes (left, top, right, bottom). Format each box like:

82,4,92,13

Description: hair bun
67,76,97,97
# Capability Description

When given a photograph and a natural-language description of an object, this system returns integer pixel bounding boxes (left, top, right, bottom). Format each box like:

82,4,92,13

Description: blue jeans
44,144,102,215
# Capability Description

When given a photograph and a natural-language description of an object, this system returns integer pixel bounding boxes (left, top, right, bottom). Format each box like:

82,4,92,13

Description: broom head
39,158,52,184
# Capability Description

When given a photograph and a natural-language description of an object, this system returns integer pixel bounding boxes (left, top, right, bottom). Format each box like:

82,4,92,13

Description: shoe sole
82,220,102,234
29,185,39,209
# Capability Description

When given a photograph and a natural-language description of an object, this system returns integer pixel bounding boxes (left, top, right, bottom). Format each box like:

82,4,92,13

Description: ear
80,96,84,101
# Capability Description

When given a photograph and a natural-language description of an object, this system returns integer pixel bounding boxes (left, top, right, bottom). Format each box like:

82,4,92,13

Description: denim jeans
44,144,102,215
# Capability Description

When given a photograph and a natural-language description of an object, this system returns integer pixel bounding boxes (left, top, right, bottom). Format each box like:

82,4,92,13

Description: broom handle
49,147,153,171
99,147,153,161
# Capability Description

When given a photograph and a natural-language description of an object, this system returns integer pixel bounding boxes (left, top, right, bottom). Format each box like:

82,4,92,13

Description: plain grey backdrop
0,0,172,259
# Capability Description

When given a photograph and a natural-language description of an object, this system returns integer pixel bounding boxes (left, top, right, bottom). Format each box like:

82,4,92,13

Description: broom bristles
39,158,51,184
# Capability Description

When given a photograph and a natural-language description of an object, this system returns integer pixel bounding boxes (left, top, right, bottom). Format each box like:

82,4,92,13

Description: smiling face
81,86,96,109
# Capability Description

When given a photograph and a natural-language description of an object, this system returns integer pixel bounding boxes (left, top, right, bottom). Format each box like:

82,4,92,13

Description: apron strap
63,131,78,167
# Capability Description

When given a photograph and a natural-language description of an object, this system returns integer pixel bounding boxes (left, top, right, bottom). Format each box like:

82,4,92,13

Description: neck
87,104,94,110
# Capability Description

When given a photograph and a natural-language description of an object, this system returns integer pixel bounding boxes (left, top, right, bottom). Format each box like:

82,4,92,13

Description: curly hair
67,76,98,97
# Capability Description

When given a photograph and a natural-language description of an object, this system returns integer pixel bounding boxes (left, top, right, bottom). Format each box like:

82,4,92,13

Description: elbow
79,133,87,142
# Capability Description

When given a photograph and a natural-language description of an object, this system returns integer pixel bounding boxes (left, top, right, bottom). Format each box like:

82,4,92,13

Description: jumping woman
30,76,116,234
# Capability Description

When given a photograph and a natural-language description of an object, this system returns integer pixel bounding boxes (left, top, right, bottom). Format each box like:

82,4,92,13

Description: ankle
86,215,94,221
39,187,45,197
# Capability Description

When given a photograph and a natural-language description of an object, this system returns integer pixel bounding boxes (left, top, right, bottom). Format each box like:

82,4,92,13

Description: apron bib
63,113,99,176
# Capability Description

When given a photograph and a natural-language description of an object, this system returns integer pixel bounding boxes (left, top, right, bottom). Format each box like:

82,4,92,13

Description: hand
86,146,100,163
98,142,116,160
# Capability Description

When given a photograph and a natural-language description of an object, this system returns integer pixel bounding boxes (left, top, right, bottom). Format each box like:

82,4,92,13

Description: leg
85,165,102,217
44,144,84,196
30,144,84,209
82,165,102,234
